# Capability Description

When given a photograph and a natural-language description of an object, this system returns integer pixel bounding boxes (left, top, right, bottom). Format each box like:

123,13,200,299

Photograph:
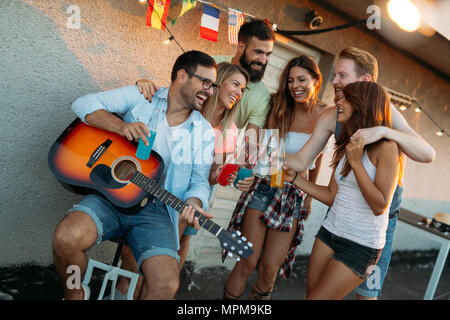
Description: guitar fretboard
131,172,222,236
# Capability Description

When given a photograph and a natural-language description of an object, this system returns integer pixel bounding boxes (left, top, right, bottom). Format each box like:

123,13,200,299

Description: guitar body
48,119,164,213
49,119,254,259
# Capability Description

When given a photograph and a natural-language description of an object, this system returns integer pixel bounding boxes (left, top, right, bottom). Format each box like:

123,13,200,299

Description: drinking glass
270,137,285,188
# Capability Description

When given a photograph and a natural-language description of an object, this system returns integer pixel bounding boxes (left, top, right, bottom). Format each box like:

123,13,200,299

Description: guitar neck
131,172,222,236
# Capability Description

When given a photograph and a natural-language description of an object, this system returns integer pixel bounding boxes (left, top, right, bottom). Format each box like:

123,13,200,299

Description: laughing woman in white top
288,81,401,300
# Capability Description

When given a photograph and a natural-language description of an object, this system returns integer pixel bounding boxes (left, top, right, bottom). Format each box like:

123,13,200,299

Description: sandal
249,283,273,300
223,287,243,300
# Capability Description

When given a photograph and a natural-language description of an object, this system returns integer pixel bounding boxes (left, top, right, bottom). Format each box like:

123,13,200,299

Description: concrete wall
0,0,448,267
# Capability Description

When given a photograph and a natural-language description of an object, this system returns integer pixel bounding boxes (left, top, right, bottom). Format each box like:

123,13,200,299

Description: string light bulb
399,105,407,111
436,130,444,137
415,106,422,113
387,0,421,32
138,0,147,5
163,35,175,45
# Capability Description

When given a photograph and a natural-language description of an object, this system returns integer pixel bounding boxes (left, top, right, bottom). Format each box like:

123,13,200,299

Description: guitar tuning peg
248,242,253,247
235,257,240,262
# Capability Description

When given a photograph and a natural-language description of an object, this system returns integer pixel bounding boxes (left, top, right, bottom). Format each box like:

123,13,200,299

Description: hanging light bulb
163,35,175,45
415,106,422,113
387,0,421,32
436,130,444,136
399,105,407,111
138,0,147,5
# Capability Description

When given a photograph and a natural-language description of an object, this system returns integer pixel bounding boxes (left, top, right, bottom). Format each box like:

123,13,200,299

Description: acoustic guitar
48,119,253,260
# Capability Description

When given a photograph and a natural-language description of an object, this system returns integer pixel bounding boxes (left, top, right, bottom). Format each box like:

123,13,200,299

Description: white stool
82,237,139,300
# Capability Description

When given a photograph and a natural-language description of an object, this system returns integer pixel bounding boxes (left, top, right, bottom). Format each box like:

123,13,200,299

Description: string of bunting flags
143,0,258,45
142,0,366,45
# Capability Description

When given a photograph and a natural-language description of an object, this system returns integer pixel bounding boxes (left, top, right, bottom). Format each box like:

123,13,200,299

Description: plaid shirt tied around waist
222,176,308,279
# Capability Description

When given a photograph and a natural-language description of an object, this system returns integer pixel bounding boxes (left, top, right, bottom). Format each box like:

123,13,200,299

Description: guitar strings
116,161,190,211
114,161,249,254
115,162,244,239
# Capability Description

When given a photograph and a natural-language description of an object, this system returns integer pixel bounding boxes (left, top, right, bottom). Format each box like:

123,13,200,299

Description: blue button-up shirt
71,86,215,247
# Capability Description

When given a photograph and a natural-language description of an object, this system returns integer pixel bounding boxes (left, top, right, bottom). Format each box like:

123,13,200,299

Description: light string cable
146,0,367,51
413,100,450,138
197,0,366,35
146,0,186,52
276,19,367,36
196,0,256,18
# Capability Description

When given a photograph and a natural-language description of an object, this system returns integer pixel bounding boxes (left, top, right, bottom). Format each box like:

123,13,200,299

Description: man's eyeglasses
185,70,219,92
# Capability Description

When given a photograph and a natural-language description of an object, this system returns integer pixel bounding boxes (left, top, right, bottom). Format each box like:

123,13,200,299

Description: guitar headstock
217,230,253,261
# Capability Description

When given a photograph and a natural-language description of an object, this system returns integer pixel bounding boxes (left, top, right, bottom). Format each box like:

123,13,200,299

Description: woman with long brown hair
288,81,401,299
223,55,329,300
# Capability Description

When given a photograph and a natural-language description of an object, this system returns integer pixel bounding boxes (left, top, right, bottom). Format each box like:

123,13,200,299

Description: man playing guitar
52,51,217,300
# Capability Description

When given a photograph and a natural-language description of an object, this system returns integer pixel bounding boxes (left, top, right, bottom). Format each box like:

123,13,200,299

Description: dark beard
239,50,267,83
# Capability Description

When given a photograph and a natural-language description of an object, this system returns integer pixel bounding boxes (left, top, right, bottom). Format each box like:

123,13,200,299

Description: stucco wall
0,0,448,267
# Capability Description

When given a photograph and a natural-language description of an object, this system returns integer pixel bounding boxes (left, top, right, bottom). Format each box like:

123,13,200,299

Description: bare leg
117,220,189,299
306,238,335,297
139,255,180,300
178,234,191,270
116,245,143,300
52,211,98,300
223,208,267,299
355,294,377,300
250,220,298,300
306,258,365,300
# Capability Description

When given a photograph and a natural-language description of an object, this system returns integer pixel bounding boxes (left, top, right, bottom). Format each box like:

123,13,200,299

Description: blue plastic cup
233,167,253,188
136,130,156,160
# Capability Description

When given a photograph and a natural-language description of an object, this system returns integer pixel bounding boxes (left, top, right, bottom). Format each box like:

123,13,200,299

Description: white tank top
322,151,390,249
285,132,320,170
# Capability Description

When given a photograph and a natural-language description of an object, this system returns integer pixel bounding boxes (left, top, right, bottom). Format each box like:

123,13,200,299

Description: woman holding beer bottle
223,55,330,300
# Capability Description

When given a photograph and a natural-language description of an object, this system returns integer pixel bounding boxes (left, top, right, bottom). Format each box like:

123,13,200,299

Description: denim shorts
247,182,303,220
68,194,179,273
316,226,381,280
355,216,398,297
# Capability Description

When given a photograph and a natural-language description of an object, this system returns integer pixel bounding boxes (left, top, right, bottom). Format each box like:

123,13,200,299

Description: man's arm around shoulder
353,106,435,163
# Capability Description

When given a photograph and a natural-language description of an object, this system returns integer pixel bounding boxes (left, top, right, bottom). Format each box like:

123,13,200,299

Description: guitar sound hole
113,159,138,182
